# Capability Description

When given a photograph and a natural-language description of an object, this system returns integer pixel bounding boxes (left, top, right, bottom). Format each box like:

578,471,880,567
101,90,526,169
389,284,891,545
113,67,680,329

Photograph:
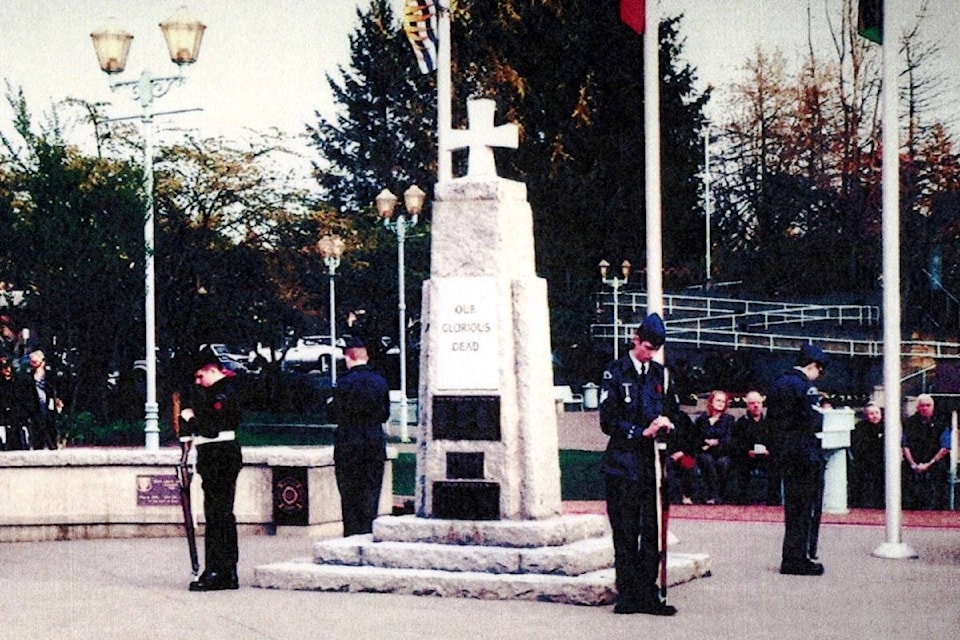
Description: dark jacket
765,368,823,463
692,411,735,458
732,413,770,458
0,375,33,426
599,354,677,484
183,375,243,438
329,364,390,449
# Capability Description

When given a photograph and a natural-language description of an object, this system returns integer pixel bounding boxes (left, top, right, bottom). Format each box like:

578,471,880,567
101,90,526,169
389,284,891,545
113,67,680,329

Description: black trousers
780,455,824,564
732,454,782,505
335,441,386,536
197,440,243,573
605,474,660,605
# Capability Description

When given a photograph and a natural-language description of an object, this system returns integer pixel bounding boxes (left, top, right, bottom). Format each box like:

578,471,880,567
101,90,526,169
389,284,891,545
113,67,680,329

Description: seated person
692,390,734,504
731,390,780,505
667,409,698,504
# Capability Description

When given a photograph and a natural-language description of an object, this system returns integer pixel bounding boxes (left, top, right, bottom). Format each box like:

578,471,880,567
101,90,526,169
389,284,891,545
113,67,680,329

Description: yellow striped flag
404,0,440,74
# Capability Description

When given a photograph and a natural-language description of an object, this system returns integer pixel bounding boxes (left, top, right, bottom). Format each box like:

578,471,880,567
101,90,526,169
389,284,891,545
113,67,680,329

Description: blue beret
797,343,828,368
636,312,666,348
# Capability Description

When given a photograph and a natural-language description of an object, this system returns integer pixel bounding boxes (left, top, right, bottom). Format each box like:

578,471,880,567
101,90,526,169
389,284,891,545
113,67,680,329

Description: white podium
816,407,856,514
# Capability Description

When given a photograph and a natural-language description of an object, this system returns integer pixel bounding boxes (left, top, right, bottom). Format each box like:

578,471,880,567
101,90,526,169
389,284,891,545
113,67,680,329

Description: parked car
250,336,342,374
284,336,342,373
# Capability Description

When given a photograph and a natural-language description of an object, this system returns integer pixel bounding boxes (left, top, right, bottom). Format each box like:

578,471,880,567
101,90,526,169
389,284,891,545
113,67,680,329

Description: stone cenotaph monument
254,99,710,604
414,97,561,522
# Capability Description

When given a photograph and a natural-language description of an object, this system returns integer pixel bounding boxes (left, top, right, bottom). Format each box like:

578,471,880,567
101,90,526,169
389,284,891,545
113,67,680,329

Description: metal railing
591,291,960,360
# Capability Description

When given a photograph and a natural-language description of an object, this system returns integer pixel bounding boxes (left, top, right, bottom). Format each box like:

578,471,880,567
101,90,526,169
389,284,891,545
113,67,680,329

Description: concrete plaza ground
1,510,957,640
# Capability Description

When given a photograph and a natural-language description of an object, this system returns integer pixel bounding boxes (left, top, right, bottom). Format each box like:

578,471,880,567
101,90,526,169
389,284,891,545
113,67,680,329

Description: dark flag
858,0,882,44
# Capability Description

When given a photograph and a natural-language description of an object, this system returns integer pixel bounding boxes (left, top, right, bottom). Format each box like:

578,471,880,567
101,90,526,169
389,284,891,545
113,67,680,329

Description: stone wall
0,446,395,542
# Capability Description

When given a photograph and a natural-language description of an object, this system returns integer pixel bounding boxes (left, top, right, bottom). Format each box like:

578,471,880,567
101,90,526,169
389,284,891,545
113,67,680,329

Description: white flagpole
873,0,916,561
437,0,452,181
644,0,664,358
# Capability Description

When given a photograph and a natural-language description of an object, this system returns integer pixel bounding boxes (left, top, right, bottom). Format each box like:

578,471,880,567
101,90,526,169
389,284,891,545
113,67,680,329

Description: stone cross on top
445,97,519,179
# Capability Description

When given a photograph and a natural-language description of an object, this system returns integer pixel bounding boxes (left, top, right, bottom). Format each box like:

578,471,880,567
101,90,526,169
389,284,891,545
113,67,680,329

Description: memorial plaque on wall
432,395,500,440
272,466,309,526
433,481,500,520
434,277,499,390
136,475,181,507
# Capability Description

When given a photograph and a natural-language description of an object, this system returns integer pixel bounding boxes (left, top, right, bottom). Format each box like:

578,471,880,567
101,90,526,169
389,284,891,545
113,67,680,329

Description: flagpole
437,0,452,181
644,0,664,353
872,0,916,561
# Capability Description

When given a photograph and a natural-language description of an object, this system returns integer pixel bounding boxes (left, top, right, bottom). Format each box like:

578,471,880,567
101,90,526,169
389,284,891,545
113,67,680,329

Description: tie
640,363,647,385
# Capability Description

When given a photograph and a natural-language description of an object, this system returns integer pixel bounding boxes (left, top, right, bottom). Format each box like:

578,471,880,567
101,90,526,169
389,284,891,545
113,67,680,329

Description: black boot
189,568,239,591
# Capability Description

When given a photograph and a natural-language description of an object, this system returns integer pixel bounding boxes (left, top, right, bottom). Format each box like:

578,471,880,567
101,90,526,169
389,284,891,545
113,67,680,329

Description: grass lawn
392,450,604,501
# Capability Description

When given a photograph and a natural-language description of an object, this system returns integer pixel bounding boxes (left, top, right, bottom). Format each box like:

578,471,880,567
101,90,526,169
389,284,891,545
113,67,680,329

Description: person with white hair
901,394,950,510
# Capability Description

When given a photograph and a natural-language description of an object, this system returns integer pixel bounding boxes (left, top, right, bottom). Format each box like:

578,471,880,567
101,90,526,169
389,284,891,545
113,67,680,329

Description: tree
710,0,960,312
0,88,146,419
307,0,435,378
310,1,709,374
152,132,341,390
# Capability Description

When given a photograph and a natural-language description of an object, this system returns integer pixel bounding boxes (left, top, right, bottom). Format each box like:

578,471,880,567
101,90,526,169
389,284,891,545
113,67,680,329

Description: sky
1,0,959,183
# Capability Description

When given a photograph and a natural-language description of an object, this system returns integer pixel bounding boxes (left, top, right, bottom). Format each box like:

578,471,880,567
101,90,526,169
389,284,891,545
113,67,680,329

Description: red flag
620,0,645,35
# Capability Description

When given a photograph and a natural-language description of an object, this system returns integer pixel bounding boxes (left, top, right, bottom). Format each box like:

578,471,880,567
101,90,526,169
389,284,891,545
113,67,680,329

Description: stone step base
371,514,609,548
313,533,614,576
253,552,711,606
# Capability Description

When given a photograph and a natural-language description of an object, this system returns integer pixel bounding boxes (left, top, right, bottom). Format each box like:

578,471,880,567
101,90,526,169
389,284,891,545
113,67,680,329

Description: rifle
172,391,200,577
654,436,669,602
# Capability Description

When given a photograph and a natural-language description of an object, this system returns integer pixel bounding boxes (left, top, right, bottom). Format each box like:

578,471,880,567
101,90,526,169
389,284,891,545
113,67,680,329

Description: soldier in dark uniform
766,343,827,576
328,336,390,536
599,313,678,616
179,348,244,591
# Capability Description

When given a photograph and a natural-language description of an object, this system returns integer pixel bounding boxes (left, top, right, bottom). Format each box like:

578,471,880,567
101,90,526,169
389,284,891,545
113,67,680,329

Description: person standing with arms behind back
328,336,390,536
599,313,677,616
179,348,244,592
766,343,828,576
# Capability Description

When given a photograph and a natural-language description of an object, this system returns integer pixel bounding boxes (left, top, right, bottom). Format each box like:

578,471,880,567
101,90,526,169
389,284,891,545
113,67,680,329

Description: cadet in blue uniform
180,349,244,591
329,336,390,536
766,343,827,576
599,313,678,616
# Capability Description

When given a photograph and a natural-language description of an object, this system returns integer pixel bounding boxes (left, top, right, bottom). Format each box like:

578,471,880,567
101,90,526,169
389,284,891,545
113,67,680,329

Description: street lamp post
317,234,345,386
90,7,206,450
599,259,631,360
376,185,427,443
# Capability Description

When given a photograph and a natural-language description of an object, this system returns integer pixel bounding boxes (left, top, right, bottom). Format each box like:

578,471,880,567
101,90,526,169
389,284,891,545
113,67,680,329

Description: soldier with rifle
178,348,244,592
599,313,678,616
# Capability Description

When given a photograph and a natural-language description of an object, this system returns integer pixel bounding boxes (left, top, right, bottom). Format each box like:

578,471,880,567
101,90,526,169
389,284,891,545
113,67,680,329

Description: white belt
193,431,236,446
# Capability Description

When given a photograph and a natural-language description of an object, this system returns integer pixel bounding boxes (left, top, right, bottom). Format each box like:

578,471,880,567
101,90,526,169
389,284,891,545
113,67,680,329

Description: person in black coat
731,390,780,506
691,390,735,504
766,343,828,576
849,401,885,509
328,336,390,537
599,313,678,616
901,394,950,510
26,349,62,449
0,355,34,450
179,349,244,592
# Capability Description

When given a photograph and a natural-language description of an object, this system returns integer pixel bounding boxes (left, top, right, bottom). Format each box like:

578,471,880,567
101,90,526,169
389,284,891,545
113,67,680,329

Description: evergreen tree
308,0,436,216
309,0,709,374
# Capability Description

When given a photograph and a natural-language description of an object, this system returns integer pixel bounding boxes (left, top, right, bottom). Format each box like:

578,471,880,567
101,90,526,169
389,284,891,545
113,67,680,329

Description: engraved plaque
435,277,499,390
